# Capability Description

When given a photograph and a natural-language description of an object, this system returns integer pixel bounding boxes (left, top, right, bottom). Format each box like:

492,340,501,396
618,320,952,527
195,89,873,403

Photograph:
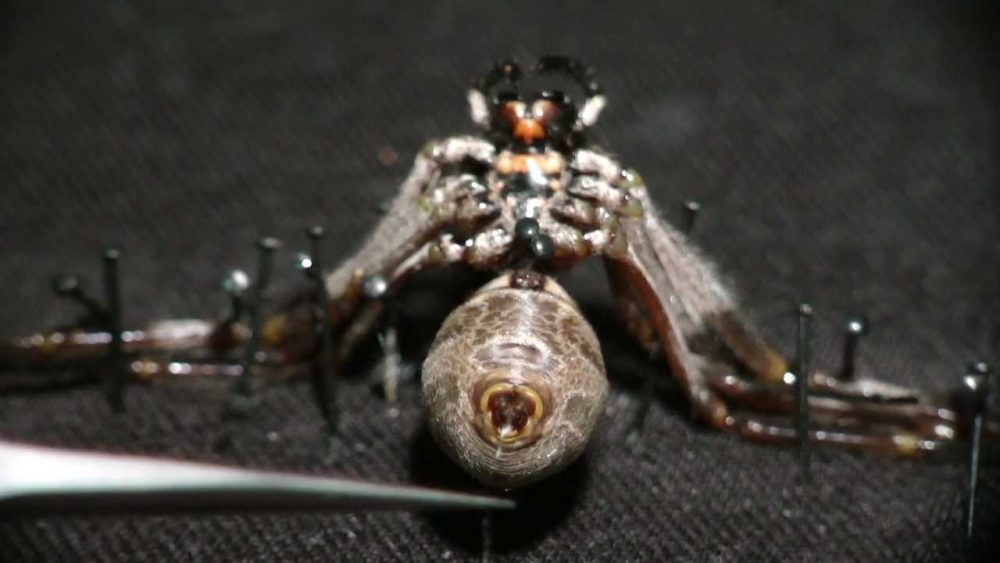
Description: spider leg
258,137,496,358
573,149,786,382
572,146,959,454
0,319,237,371
606,215,951,455
603,215,727,425
331,233,470,368
575,149,925,399
1,136,495,394
706,371,958,442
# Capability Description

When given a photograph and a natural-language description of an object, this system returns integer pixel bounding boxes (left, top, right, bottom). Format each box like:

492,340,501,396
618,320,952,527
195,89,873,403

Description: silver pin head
846,318,868,336
307,225,325,240
51,274,83,296
258,237,281,252
362,275,389,299
102,247,122,261
295,253,314,273
963,362,990,392
222,270,250,295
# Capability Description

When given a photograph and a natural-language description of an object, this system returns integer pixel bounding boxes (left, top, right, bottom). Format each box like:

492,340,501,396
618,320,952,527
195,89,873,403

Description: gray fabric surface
0,1,997,561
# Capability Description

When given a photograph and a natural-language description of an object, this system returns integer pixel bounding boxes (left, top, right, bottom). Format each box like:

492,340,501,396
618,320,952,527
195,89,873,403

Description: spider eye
532,99,561,124
499,101,525,127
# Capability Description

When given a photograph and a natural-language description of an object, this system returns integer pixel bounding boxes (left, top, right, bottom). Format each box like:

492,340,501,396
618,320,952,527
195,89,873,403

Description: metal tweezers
0,438,513,515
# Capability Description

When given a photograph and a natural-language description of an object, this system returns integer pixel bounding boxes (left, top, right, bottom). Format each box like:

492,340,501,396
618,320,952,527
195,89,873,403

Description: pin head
306,226,325,240
846,318,868,336
101,247,122,261
257,237,281,252
294,253,314,273
222,270,250,295
362,275,389,299
963,363,990,395
51,274,83,297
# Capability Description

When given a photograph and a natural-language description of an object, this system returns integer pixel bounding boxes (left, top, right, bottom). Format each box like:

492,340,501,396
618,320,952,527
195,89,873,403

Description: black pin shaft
795,304,813,474
481,510,493,563
232,238,279,402
101,248,124,411
51,274,106,323
221,270,249,326
838,318,867,380
307,226,339,435
628,343,660,443
964,362,990,541
681,200,701,235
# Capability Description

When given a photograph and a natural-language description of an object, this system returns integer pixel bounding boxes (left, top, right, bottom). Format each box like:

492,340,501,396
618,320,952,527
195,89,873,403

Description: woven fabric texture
0,1,997,561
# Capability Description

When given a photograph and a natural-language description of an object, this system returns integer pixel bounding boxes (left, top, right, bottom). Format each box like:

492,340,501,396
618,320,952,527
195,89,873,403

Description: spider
2,56,982,489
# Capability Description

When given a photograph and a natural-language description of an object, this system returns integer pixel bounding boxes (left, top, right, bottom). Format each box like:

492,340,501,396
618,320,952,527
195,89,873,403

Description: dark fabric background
1,1,997,561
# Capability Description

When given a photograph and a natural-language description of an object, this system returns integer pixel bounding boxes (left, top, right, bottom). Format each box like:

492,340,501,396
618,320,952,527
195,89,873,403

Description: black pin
301,226,339,437
220,269,250,326
681,200,701,235
963,361,990,541
627,343,660,447
50,274,105,326
228,237,280,412
838,317,867,380
795,303,813,474
101,248,125,412
361,273,407,408
362,274,389,300
481,509,494,563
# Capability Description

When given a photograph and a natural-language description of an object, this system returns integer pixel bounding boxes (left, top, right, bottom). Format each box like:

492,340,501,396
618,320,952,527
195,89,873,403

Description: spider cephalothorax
467,56,606,153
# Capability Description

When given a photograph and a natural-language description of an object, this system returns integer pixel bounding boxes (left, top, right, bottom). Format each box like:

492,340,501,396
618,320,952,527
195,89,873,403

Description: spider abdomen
422,270,608,488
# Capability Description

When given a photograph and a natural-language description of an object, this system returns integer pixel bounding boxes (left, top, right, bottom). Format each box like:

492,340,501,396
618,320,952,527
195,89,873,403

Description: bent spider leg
330,193,491,368
568,166,953,451
574,149,929,398
330,235,467,404
260,136,495,360
607,197,951,456
1,137,493,397
603,219,728,428
332,236,485,409
577,149,787,382
629,198,931,404
603,256,661,439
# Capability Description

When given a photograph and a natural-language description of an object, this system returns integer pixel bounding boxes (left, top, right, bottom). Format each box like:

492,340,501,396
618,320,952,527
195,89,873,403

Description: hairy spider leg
562,148,964,455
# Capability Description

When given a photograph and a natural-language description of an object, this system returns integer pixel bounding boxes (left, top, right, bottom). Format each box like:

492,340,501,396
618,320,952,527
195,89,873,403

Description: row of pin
220,231,343,447
50,248,125,411
26,232,514,520
641,200,993,543
51,230,344,441
49,206,993,545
